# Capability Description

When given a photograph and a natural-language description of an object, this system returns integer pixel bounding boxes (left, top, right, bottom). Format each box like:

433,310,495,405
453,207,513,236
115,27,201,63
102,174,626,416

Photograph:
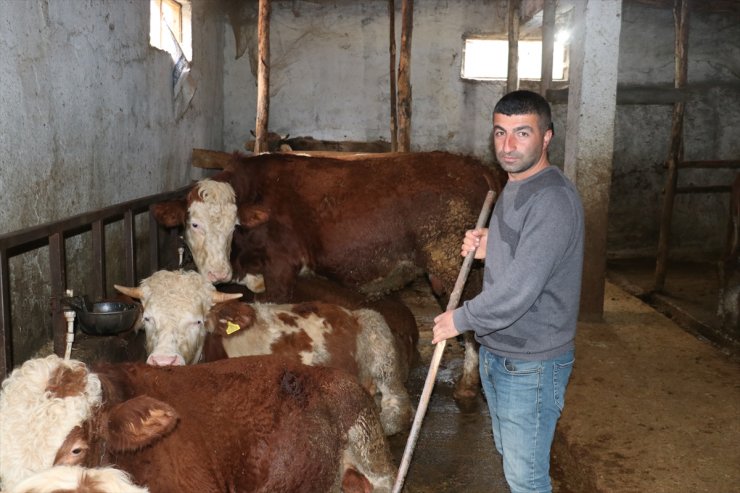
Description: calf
115,269,412,435
217,275,420,382
291,276,420,381
0,354,396,493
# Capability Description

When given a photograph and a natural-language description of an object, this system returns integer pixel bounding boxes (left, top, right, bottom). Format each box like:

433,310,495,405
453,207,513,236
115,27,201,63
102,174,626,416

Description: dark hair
493,90,553,134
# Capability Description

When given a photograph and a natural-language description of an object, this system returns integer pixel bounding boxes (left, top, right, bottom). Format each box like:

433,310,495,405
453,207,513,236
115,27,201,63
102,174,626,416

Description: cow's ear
238,205,270,228
151,200,188,228
207,300,256,337
103,395,179,452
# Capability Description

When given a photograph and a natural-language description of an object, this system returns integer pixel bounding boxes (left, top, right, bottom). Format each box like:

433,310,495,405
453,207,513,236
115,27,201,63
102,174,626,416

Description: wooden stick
397,0,413,152
254,0,271,154
392,189,496,493
506,0,520,94
388,0,398,152
654,0,690,292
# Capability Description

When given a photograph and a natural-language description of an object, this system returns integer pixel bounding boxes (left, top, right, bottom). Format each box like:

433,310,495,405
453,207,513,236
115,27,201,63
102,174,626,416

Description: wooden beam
397,0,413,152
389,0,398,152
676,185,731,194
507,0,521,93
631,0,739,14
540,0,556,96
547,82,740,105
677,160,740,169
193,148,234,169
654,0,690,292
253,0,271,154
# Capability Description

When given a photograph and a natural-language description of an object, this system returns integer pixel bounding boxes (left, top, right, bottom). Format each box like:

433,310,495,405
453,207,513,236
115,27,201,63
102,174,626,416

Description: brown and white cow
7,466,149,493
115,269,412,436
216,275,420,383
290,275,420,381
0,354,396,493
152,151,502,402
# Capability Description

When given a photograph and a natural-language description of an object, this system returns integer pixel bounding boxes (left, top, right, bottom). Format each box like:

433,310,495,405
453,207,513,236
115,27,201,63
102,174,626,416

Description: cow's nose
147,354,183,366
208,270,231,283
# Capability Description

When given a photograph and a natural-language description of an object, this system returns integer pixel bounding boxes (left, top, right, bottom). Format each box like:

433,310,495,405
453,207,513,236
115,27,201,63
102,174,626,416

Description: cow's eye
190,222,199,229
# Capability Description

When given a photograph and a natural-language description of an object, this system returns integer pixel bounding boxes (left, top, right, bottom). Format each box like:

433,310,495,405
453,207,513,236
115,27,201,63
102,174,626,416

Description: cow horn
114,284,144,300
212,291,243,303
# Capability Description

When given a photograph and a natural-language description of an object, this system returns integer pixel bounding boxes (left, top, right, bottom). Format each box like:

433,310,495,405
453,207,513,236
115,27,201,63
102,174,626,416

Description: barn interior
1,1,739,492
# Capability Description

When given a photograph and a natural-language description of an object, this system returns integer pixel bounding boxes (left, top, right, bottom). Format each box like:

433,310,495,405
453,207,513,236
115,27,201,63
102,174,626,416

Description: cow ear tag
226,321,241,335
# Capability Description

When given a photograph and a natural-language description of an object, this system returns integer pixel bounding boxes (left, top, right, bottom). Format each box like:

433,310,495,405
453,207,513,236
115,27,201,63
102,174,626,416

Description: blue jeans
479,346,575,493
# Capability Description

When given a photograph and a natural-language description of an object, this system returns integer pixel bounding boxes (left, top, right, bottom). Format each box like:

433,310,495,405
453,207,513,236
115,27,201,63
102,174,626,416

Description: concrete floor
554,261,740,492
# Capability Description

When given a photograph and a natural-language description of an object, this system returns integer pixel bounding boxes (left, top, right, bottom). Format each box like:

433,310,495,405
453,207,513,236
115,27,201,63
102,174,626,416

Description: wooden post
506,0,520,93
397,0,413,152
540,0,556,96
254,0,271,154
389,0,398,152
654,0,689,291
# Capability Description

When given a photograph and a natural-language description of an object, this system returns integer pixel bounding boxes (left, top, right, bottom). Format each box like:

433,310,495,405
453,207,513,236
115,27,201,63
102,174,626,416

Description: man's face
492,112,552,180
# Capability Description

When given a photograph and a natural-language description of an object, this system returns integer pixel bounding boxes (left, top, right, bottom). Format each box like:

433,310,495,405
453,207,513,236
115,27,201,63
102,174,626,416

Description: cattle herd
0,151,502,492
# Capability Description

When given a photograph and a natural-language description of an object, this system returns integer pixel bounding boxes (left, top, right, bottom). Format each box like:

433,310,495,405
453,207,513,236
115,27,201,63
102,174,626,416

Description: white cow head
0,355,178,492
152,179,272,290
0,356,103,492
115,270,242,365
184,180,239,283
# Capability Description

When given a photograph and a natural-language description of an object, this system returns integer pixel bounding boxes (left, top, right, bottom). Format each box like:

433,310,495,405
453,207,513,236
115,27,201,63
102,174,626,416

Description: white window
150,0,192,62
461,37,568,81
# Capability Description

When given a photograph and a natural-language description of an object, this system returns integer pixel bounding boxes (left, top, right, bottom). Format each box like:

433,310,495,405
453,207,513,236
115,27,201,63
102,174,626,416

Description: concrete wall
0,0,224,363
223,1,740,261
611,4,740,259
223,0,516,161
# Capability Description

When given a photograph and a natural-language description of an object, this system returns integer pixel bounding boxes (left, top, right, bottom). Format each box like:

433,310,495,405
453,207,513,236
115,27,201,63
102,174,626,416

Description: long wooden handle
392,189,496,493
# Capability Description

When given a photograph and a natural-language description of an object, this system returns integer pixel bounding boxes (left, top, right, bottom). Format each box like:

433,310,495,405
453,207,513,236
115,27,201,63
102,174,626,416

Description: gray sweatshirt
453,165,584,360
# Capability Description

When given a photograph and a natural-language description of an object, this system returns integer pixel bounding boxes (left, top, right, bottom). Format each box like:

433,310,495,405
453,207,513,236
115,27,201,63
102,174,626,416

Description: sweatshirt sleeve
453,187,578,336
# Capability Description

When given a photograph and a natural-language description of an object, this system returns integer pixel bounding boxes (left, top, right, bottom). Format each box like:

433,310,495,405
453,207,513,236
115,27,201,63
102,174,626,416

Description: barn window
149,0,192,62
461,36,568,81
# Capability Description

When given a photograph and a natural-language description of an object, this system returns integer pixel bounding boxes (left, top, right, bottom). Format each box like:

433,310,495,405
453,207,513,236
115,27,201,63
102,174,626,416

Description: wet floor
390,280,508,493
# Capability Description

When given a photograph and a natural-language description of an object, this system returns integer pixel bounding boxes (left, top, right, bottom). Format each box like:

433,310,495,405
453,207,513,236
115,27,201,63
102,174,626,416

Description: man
432,90,584,493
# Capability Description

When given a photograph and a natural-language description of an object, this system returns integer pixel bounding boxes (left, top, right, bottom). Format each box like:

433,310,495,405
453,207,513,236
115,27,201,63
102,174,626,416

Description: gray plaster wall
0,0,224,362
223,0,516,161
612,4,740,259
223,1,740,261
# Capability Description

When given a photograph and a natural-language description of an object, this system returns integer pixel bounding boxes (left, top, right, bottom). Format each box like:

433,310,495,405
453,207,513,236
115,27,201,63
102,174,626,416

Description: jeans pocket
553,357,575,410
502,358,541,375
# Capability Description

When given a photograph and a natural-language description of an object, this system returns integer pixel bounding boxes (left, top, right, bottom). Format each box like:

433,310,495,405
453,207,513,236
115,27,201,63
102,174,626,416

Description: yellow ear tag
226,321,241,335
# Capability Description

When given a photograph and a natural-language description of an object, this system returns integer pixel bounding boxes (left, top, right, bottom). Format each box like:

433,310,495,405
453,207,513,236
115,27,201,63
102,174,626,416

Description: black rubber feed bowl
76,301,139,336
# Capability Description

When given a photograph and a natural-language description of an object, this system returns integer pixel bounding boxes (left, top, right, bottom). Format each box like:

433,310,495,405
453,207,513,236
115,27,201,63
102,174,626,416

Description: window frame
460,35,568,82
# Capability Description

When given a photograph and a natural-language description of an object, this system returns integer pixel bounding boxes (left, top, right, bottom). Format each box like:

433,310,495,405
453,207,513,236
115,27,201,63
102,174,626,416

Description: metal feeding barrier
0,187,187,379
